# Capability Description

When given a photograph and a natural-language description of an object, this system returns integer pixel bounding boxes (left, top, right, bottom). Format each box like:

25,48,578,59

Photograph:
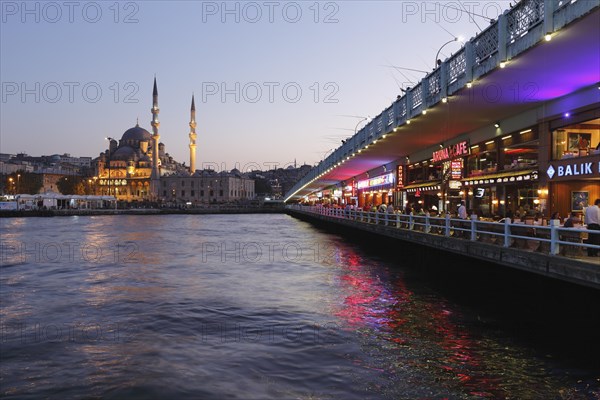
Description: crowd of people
338,198,600,257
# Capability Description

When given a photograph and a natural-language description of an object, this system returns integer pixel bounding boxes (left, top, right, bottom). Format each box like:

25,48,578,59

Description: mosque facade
94,79,254,204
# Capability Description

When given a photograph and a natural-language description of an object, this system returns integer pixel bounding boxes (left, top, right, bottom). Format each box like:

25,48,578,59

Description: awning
462,169,539,186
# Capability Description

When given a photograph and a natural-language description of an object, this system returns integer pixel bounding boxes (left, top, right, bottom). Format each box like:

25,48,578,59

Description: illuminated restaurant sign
433,141,469,162
357,173,395,189
451,160,463,179
99,179,128,186
448,180,462,189
396,165,404,190
546,158,600,180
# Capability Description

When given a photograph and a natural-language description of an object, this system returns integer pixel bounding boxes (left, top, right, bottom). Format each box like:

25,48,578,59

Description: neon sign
357,173,395,189
433,141,469,162
451,160,463,179
396,165,404,190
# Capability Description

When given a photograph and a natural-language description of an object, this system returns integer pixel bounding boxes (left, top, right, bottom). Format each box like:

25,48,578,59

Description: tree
57,176,86,195
5,171,42,194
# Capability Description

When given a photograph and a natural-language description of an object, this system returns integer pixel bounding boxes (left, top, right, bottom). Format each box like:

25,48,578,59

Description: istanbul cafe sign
546,156,600,180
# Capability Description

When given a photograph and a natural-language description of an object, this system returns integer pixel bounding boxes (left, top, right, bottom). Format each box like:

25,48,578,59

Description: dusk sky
1,1,511,171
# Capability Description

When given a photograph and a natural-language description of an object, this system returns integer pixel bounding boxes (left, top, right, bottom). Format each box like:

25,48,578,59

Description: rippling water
1,214,599,399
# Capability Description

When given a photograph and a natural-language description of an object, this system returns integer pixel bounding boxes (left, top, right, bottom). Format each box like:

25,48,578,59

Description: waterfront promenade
287,205,600,290
0,205,285,218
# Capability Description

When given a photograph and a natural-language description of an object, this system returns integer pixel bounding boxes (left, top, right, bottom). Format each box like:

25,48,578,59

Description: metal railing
288,205,600,262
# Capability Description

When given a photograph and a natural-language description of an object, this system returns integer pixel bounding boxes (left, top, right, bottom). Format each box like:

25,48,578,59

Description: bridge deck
287,207,600,290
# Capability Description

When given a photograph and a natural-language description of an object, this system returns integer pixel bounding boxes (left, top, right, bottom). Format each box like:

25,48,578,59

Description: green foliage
57,176,87,195
5,171,42,194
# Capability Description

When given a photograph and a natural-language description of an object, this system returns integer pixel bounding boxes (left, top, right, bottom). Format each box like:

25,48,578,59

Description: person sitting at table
514,210,521,220
506,209,514,220
550,211,561,221
563,212,580,228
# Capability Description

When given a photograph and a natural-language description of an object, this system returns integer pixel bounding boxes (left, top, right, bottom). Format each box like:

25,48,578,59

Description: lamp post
354,116,369,134
434,37,463,68
17,173,21,194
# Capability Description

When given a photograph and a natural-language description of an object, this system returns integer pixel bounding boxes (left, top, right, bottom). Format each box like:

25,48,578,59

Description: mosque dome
121,124,152,142
111,146,137,161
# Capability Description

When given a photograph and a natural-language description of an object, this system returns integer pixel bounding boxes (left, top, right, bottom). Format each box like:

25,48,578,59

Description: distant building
39,173,65,193
160,169,255,204
0,161,34,174
92,79,254,203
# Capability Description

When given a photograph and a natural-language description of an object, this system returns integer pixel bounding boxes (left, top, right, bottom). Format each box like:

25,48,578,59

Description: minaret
151,77,161,194
189,94,197,174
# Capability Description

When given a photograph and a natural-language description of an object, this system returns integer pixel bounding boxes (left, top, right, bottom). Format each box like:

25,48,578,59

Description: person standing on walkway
584,199,600,257
458,200,467,219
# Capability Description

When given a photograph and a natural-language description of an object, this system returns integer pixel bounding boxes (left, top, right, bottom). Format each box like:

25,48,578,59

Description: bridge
283,0,600,289
287,205,600,289
285,0,600,201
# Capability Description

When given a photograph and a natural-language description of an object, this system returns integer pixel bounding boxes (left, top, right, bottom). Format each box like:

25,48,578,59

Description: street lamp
434,37,463,68
17,173,21,194
8,177,14,194
354,116,369,134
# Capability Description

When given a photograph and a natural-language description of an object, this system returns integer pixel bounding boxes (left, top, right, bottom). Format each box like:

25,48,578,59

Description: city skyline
1,1,511,169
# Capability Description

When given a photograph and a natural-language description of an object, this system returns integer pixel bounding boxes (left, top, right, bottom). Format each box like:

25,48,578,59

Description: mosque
94,79,254,204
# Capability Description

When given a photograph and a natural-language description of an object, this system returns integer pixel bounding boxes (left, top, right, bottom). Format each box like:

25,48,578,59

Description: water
1,214,599,399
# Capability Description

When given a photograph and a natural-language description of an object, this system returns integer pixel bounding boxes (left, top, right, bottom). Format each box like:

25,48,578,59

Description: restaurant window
552,117,600,160
424,162,442,180
181,190,185,196
408,163,425,183
191,190,195,196
467,151,497,177
200,190,204,196
503,140,539,170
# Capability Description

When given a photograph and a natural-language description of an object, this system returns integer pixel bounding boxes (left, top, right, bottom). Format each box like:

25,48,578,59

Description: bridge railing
288,205,600,262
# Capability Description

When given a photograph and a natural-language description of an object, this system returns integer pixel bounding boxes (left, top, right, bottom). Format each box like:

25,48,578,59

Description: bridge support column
465,41,474,83
544,0,556,35
498,13,508,63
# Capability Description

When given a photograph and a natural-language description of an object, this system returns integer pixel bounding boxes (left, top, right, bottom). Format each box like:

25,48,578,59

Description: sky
1,0,512,172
